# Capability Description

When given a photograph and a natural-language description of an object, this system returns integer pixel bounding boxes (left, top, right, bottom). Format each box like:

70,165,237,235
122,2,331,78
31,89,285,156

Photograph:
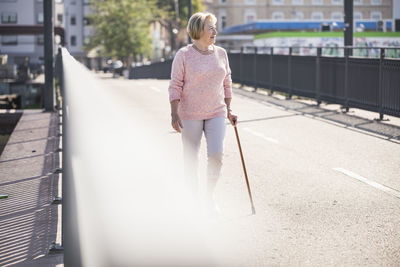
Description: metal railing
129,60,173,79
229,45,400,59
230,46,400,119
129,45,400,119
55,47,222,266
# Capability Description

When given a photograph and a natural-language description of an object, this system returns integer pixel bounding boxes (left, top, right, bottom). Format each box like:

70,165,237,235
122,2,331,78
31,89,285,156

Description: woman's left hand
228,111,238,126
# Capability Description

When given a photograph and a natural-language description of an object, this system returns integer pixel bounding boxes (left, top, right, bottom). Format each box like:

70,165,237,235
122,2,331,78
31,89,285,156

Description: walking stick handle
232,117,237,127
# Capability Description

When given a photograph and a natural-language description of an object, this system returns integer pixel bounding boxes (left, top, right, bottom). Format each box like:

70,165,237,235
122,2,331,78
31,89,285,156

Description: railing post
288,47,292,99
344,47,350,112
270,47,274,95
316,47,321,106
378,48,385,120
240,47,244,88
253,47,257,92
59,49,65,250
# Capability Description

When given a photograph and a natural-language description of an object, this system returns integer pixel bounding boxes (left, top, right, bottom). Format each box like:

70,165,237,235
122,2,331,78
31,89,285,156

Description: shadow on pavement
237,114,299,124
0,112,63,266
0,113,22,157
233,87,400,143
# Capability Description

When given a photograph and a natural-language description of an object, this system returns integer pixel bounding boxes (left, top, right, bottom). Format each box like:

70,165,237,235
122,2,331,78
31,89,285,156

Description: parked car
111,60,124,77
102,60,125,77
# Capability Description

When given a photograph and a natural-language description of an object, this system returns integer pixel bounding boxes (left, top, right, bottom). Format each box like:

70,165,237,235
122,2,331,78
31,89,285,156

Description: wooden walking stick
232,118,256,215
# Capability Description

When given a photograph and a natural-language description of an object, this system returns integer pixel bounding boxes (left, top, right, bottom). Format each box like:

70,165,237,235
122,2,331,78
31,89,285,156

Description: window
245,0,256,4
312,11,323,20
83,17,91,25
220,0,226,4
37,35,44,45
370,11,382,20
272,0,284,5
371,0,381,4
331,12,342,20
331,0,342,4
57,14,63,23
292,0,303,4
71,16,76,25
71,35,76,46
83,0,90,4
84,36,90,45
272,12,284,20
312,0,322,4
354,11,362,20
221,15,226,29
219,9,227,30
354,0,362,5
292,11,304,20
1,35,17,45
37,12,43,24
244,9,256,23
1,12,17,24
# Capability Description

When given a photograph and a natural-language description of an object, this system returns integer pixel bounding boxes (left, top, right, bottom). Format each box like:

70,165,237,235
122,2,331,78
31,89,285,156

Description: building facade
63,0,94,62
0,0,64,65
211,0,394,32
0,0,95,67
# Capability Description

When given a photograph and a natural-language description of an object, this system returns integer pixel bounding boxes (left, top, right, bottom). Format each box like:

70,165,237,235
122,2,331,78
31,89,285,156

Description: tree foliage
86,0,161,63
156,0,204,28
155,0,204,52
86,0,204,62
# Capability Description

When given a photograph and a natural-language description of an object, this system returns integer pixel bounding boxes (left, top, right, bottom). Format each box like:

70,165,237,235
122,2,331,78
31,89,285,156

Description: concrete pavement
101,75,400,266
0,71,399,266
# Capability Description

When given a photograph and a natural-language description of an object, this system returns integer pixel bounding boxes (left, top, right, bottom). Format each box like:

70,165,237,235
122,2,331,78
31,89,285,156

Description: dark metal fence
230,46,400,119
129,60,172,79
129,46,400,119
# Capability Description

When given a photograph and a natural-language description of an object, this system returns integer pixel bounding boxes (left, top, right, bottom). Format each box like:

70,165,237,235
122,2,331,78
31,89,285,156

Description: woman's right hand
171,112,183,133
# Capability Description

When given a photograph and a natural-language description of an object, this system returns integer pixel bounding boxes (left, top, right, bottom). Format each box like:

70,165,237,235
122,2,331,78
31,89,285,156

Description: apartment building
64,0,94,62
211,0,394,32
0,0,94,66
0,0,64,65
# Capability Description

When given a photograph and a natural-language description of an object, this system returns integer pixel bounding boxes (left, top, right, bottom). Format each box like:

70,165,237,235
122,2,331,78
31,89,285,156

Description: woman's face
200,18,217,45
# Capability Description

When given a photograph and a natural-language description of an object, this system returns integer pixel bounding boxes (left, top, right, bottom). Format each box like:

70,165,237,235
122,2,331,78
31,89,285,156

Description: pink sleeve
168,50,185,102
223,50,232,99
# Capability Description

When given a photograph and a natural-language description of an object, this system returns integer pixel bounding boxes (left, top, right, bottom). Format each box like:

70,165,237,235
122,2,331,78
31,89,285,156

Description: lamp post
344,0,353,55
188,0,192,44
44,0,54,111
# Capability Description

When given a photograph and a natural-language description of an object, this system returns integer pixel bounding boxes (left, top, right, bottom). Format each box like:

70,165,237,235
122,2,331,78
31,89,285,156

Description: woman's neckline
190,44,215,56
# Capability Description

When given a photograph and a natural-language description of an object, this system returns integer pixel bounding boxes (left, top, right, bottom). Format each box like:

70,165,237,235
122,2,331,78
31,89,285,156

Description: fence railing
129,46,400,119
55,47,221,266
230,46,400,119
129,60,172,79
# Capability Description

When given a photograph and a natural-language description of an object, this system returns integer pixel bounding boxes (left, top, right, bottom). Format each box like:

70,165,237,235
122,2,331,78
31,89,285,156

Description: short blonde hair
187,12,217,40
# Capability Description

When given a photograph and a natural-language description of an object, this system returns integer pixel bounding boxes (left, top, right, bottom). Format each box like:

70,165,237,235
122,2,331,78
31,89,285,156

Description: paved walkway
0,110,63,266
233,85,400,143
1,73,399,266
92,76,400,266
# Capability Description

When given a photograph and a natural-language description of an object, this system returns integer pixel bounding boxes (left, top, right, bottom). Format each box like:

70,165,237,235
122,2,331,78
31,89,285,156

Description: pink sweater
168,44,232,120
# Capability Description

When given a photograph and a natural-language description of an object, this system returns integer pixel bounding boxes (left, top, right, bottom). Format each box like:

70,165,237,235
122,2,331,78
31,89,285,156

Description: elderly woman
168,12,237,212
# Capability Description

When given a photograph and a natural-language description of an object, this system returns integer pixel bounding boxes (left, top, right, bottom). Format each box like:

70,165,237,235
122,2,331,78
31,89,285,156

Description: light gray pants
181,117,226,195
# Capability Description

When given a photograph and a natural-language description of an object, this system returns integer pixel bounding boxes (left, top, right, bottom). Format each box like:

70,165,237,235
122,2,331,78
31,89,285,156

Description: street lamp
344,0,353,54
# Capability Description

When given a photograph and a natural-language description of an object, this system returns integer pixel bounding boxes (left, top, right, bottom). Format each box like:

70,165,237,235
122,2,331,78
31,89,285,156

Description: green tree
86,0,161,66
156,0,204,52
177,0,204,28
